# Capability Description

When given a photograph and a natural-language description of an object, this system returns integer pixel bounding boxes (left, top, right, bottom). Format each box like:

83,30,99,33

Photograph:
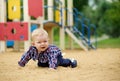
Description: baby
18,28,77,69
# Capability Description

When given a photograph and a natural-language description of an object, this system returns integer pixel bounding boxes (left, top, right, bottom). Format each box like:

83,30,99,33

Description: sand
0,48,120,81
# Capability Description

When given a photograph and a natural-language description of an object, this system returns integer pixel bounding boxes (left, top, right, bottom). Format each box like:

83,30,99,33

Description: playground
0,0,97,52
0,0,120,81
0,48,120,81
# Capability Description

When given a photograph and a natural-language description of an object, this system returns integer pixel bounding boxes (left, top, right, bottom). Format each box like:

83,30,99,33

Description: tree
73,0,88,11
83,0,120,38
99,1,120,37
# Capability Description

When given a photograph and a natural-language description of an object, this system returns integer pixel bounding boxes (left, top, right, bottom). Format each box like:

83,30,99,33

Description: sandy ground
0,48,120,81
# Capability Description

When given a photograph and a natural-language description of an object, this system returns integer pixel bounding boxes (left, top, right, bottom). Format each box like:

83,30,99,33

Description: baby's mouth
41,47,45,49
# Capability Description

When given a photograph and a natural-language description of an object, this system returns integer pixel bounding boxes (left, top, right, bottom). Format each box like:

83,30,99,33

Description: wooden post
60,0,65,50
23,0,31,52
0,0,6,53
67,0,74,49
47,0,53,21
47,0,54,44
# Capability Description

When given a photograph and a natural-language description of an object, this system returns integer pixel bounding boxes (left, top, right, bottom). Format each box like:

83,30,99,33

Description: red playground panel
28,0,43,18
0,22,28,40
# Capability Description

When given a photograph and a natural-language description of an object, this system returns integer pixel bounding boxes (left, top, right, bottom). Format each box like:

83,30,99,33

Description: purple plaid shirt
18,45,62,69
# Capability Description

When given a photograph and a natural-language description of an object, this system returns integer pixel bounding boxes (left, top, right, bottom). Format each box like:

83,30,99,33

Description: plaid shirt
18,45,62,69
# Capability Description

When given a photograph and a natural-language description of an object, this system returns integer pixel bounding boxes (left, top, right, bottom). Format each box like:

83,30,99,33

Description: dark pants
37,55,71,68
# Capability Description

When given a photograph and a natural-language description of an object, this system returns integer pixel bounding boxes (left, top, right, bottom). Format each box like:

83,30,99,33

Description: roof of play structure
43,21,61,29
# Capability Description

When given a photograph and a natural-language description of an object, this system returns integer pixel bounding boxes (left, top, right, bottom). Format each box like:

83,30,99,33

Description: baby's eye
44,41,47,43
37,41,41,43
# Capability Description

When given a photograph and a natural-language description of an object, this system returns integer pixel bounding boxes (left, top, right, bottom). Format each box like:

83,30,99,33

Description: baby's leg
57,56,77,68
58,58,71,67
37,62,49,67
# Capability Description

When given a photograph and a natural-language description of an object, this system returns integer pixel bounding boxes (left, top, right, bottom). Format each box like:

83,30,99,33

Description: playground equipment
0,0,97,52
44,0,97,50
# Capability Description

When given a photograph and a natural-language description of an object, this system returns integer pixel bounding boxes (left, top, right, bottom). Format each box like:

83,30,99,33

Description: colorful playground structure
0,0,97,52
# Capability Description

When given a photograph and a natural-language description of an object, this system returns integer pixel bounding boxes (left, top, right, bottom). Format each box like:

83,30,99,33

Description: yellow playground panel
55,10,66,23
8,0,21,19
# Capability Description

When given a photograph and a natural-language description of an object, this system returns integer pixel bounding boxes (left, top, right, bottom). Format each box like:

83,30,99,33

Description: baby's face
33,35,49,53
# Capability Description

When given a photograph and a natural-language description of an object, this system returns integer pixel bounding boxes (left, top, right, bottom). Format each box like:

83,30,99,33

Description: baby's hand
49,68,56,71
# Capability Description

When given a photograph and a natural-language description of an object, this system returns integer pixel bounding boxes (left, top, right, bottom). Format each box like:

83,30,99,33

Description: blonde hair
31,28,48,41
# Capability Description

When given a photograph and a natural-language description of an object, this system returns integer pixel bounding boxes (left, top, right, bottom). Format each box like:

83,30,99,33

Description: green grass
97,38,120,48
53,28,120,49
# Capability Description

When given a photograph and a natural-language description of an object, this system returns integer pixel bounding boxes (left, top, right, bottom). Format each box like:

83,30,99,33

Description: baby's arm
18,46,35,67
18,52,31,67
